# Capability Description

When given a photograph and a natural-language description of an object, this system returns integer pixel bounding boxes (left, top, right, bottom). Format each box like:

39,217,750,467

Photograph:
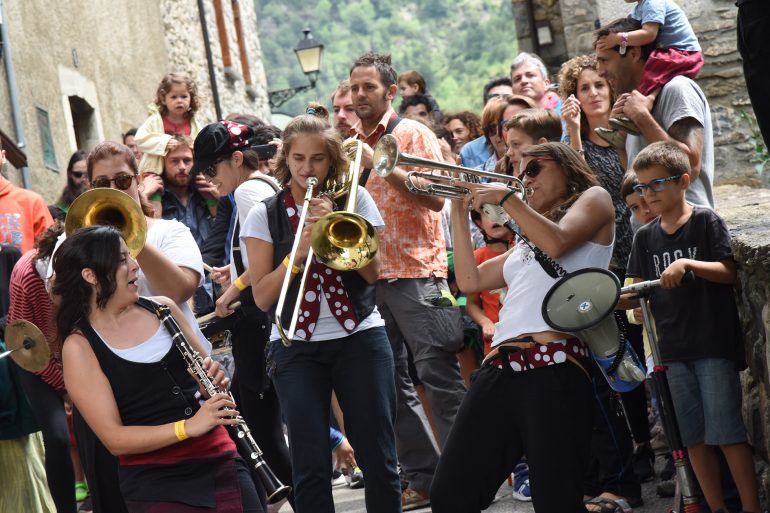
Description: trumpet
65,188,147,258
274,140,379,346
372,134,532,202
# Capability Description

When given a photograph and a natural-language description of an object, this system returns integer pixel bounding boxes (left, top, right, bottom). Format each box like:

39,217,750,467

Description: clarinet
150,300,291,505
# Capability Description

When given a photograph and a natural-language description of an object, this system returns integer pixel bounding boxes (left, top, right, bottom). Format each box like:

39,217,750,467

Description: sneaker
347,466,364,489
594,127,627,149
511,462,532,502
75,481,89,502
331,470,347,487
401,488,430,511
609,116,641,136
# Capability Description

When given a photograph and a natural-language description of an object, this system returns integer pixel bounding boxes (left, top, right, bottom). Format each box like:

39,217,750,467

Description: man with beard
348,52,466,511
332,79,360,139
595,17,714,209
153,135,217,248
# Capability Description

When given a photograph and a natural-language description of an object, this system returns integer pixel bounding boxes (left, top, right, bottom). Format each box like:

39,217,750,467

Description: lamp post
268,28,324,110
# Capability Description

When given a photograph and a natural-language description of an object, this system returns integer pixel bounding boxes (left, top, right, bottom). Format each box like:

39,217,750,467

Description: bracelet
282,256,302,275
498,188,518,207
619,32,629,55
234,276,247,291
149,192,162,202
206,197,219,207
174,420,189,442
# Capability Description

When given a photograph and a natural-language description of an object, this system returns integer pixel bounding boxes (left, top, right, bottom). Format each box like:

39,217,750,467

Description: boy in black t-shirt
624,142,760,513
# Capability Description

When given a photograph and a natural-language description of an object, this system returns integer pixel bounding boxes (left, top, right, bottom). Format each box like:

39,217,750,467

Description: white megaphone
541,268,646,392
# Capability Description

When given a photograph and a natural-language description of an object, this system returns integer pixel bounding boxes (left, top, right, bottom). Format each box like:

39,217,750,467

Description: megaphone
541,268,645,392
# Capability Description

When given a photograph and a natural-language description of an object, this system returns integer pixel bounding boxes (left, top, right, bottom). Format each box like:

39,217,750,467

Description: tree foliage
254,0,517,116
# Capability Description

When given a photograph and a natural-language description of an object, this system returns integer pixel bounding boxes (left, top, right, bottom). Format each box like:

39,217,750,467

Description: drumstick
202,263,214,273
196,301,242,324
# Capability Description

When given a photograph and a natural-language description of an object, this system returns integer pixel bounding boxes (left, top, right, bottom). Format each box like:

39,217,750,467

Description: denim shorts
666,358,747,447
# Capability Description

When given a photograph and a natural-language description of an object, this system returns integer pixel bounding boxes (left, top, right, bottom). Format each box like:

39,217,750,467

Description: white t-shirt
139,218,211,353
230,175,279,281
240,188,386,342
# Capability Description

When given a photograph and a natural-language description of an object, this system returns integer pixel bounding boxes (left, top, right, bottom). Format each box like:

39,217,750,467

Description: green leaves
255,0,517,116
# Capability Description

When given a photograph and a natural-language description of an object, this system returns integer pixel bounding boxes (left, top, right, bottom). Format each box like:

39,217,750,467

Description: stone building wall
0,0,169,200
715,185,770,505
0,0,270,201
160,0,270,125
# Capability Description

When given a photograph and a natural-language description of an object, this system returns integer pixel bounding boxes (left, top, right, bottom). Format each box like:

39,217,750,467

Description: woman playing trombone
53,225,263,512
430,142,615,513
242,105,401,513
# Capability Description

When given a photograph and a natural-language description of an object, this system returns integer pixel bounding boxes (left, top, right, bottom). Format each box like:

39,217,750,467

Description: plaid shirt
350,108,448,279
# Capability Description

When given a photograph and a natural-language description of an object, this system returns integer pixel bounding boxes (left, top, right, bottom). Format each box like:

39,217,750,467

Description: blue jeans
271,327,401,513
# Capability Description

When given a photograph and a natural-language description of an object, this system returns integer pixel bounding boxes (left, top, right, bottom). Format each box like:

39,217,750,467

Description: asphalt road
274,455,678,512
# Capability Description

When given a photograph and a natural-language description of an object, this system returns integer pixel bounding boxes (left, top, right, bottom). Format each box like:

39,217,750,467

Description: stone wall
161,0,270,125
715,185,770,505
0,0,270,201
0,0,169,200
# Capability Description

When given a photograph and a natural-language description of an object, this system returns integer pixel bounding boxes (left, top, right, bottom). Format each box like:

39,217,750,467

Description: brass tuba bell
64,188,147,258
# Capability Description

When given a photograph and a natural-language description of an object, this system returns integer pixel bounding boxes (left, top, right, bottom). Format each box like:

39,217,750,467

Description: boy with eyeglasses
624,141,760,513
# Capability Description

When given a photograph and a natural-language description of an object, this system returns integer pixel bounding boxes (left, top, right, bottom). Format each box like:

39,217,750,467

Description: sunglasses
202,158,226,179
71,171,85,179
632,175,682,197
91,173,135,190
519,158,553,179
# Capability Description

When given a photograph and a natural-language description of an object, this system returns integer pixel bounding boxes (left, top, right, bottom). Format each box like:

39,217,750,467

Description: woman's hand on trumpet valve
184,392,240,437
453,181,513,213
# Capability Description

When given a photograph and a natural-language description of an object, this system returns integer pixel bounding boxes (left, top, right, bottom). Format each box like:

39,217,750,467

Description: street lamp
268,28,325,110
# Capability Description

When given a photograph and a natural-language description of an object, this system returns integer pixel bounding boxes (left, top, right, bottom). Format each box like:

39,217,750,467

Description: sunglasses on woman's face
71,171,85,179
519,158,553,179
91,173,135,191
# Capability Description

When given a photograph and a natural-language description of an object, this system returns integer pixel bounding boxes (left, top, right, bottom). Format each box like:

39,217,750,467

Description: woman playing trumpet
430,143,615,513
54,225,263,512
242,105,401,512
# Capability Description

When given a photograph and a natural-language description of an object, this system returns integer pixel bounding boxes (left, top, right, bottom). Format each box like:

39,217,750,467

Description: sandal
584,496,633,513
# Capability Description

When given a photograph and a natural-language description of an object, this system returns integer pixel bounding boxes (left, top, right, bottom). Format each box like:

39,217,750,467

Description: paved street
275,456,677,512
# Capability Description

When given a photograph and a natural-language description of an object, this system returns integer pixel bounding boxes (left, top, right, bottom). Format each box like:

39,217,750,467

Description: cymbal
4,320,50,372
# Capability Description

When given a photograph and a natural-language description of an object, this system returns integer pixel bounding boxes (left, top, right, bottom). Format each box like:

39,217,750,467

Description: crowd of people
0,2,766,513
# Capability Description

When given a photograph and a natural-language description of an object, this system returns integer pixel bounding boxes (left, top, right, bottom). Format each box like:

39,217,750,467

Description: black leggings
16,367,77,513
431,361,592,513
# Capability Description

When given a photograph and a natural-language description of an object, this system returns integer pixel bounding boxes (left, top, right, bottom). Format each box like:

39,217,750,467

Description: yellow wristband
282,256,302,274
174,420,189,442
234,276,247,291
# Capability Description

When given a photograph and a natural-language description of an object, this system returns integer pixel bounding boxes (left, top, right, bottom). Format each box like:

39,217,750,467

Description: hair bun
306,102,329,119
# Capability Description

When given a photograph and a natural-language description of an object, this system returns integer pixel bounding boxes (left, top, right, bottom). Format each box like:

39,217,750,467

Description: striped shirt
8,250,65,394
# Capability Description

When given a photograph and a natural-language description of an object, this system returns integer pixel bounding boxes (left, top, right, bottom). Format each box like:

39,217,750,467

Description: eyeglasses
71,171,85,179
632,175,682,196
519,158,553,179
91,174,135,190
498,119,512,135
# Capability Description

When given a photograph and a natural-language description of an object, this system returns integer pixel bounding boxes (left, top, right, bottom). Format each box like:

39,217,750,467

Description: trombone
274,140,379,346
372,134,532,202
